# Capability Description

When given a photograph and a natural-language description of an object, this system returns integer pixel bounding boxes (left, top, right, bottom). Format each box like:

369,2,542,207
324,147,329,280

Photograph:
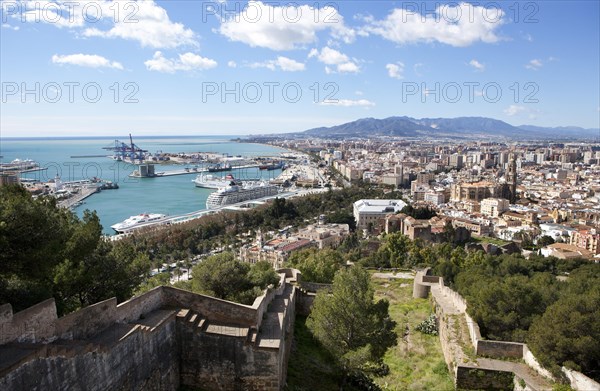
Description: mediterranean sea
0,136,286,235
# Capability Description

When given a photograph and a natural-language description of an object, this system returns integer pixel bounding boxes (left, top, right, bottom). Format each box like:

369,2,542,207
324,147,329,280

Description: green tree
326,210,357,231
306,267,397,372
287,248,345,283
248,261,281,288
0,185,72,299
458,273,557,342
191,252,252,300
0,185,150,314
537,235,555,248
191,253,279,304
376,232,411,268
400,205,437,219
528,290,600,378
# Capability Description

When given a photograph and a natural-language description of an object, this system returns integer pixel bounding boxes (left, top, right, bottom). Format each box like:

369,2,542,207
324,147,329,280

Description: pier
108,187,329,238
58,186,99,209
128,164,264,178
70,155,110,158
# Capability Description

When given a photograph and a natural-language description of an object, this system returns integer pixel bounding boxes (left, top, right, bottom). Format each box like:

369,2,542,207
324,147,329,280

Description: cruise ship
111,213,168,233
206,182,279,209
193,173,240,189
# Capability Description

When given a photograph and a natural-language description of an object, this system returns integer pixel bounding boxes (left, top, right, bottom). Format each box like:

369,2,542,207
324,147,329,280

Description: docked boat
207,163,232,172
193,173,240,189
0,158,39,172
206,182,279,209
110,213,168,233
258,161,284,170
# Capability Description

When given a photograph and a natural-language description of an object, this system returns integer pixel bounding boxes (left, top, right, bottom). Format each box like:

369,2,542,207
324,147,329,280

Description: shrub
415,314,438,336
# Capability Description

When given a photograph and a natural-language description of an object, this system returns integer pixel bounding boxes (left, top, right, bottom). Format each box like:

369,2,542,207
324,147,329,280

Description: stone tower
507,153,518,203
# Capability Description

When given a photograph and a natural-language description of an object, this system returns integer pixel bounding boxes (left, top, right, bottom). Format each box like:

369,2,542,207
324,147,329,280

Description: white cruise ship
193,173,240,189
206,182,279,209
111,213,168,233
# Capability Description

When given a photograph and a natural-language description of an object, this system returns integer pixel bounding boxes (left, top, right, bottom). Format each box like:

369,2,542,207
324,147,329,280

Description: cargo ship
258,161,284,170
206,182,279,209
207,163,232,172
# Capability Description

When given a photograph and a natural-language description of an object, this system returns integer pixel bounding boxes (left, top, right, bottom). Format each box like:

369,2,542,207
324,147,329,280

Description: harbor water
0,136,287,234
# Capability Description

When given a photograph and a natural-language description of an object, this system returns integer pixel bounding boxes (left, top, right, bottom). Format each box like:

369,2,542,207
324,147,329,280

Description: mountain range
300,116,599,140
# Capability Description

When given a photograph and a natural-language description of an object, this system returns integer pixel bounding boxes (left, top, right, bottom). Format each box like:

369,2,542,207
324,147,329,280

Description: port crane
102,134,147,162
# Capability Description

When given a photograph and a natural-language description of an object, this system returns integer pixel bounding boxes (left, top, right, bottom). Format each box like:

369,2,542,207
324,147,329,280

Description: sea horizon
0,134,250,141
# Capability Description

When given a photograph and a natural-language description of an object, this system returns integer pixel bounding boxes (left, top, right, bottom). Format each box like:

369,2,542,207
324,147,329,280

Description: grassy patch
373,278,455,391
470,236,511,246
285,315,342,391
450,314,477,363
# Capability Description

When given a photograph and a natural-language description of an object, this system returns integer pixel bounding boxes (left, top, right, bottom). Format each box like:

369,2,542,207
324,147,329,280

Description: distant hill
517,125,600,138
300,116,598,139
304,116,424,137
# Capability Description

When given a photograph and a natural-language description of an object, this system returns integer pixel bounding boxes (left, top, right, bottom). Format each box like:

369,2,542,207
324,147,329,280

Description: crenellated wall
1,309,180,391
1,270,303,391
0,299,59,345
414,271,600,391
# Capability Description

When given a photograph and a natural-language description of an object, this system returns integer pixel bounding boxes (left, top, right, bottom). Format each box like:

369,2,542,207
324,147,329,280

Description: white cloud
310,47,360,73
386,62,404,79
4,1,197,49
227,61,237,68
317,47,348,64
337,62,359,73
504,105,526,116
320,99,375,107
413,63,424,76
525,59,543,70
469,59,485,71
2,23,19,31
144,51,217,73
274,56,305,71
248,62,276,71
51,53,123,69
246,56,305,72
504,105,540,119
362,2,504,47
2,0,87,27
83,1,196,49
218,1,355,50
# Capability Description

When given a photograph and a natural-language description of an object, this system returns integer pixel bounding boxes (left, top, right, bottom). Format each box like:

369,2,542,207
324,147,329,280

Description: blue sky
1,0,599,137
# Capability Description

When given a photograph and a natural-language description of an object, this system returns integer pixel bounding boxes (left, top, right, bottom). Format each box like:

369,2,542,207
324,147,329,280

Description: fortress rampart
414,270,600,391
0,269,305,391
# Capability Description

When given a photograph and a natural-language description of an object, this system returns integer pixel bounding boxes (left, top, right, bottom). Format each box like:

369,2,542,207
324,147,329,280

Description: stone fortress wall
413,270,600,391
0,269,306,391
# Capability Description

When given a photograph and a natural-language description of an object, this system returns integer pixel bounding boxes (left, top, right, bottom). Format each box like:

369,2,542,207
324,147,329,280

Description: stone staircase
176,307,255,344
174,282,295,350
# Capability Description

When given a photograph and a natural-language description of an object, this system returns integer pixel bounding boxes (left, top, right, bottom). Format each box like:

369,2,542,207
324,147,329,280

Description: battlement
413,271,600,391
0,270,300,391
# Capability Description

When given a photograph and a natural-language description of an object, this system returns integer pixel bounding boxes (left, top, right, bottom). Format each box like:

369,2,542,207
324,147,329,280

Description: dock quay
128,164,263,178
70,155,109,158
108,187,329,239
58,186,99,209
1,167,48,174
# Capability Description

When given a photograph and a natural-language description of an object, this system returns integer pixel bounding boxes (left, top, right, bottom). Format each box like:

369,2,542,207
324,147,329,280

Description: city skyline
1,0,599,137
